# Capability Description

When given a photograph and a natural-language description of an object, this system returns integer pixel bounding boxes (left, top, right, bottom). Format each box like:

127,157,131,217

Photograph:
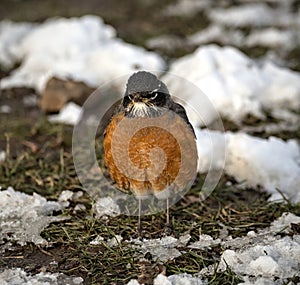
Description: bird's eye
150,93,158,100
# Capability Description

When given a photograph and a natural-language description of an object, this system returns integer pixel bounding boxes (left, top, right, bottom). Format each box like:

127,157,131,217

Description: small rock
40,77,95,113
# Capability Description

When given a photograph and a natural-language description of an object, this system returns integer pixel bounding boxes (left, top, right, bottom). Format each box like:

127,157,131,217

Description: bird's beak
132,93,140,102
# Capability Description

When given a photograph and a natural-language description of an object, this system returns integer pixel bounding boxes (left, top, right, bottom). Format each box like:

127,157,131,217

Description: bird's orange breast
103,111,197,198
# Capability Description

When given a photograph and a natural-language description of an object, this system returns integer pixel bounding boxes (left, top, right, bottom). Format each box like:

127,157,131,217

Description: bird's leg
138,199,142,237
166,197,170,227
164,197,172,235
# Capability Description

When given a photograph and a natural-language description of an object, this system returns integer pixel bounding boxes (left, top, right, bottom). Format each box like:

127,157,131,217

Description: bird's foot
137,225,146,239
163,224,172,236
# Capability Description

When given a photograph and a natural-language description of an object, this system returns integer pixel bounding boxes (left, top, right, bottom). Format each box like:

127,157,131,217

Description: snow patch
225,133,300,202
200,213,300,283
188,234,221,250
94,196,121,218
128,213,300,284
270,212,300,233
0,16,165,92
0,105,12,114
89,235,105,245
163,45,300,126
22,95,38,107
163,0,210,17
128,273,205,285
245,28,295,49
209,3,289,28
0,20,34,69
195,129,300,203
0,150,5,162
195,129,226,173
187,24,244,47
130,234,191,263
220,236,300,279
48,102,82,125
58,189,83,208
89,234,122,247
0,268,83,285
187,25,298,51
107,234,123,247
0,187,67,245
238,276,280,285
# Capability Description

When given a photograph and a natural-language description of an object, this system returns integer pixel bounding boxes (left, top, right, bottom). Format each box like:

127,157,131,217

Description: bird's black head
122,71,171,117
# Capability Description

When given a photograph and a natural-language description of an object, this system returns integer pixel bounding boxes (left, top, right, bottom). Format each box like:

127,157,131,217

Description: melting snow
58,190,76,204
22,94,38,107
245,28,295,49
220,236,300,280
225,133,300,203
163,45,300,126
155,273,205,285
196,129,300,203
0,268,83,285
0,150,6,162
94,196,121,218
89,235,105,245
89,234,123,247
0,187,67,245
188,234,221,250
0,20,34,68
0,105,12,114
58,189,83,208
127,213,300,284
48,102,82,125
187,25,299,52
187,24,244,47
269,212,300,233
130,234,191,263
0,16,165,92
215,213,300,284
166,274,205,285
151,0,300,53
162,0,210,17
128,273,205,285
208,3,294,28
107,235,123,247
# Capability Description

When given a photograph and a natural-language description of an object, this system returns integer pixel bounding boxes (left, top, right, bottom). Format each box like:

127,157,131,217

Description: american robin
103,71,197,234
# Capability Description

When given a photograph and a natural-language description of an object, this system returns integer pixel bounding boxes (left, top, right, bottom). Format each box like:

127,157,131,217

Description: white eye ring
151,93,158,100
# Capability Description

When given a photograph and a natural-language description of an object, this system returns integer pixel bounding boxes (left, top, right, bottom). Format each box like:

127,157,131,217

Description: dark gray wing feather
169,101,196,138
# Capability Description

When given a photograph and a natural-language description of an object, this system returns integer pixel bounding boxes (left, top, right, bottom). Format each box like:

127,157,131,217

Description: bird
103,71,197,234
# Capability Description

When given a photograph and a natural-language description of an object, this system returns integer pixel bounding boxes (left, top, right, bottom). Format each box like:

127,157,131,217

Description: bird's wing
169,101,196,138
100,99,123,137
